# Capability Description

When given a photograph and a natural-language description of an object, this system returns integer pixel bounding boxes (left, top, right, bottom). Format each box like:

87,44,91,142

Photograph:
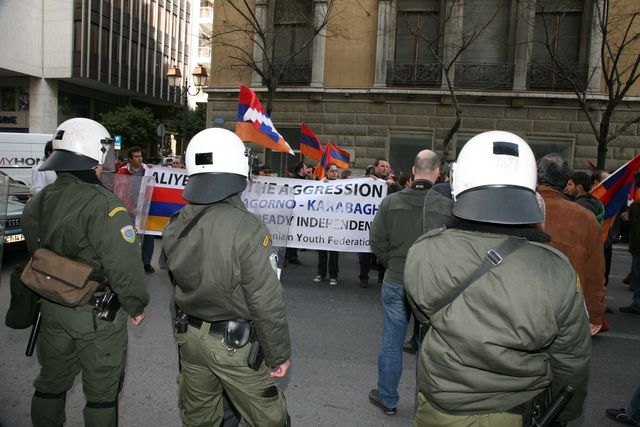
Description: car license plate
4,233,25,244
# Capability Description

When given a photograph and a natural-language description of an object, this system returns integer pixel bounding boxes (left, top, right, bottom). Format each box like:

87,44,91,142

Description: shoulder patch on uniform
109,207,128,217
269,252,278,273
120,225,136,243
262,234,272,247
576,277,582,293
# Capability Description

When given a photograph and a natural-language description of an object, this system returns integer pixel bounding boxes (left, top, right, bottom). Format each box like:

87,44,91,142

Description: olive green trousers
31,301,127,427
414,392,523,427
177,321,288,427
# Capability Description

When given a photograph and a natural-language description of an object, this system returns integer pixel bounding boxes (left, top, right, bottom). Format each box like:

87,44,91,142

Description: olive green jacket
404,227,590,422
369,185,431,284
162,195,290,368
22,173,149,316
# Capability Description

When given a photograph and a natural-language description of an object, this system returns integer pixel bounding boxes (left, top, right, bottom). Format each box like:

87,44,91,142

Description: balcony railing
527,62,589,92
270,60,312,85
386,61,442,87
454,63,514,90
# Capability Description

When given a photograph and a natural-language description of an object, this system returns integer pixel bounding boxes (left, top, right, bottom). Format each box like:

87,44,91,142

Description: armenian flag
300,123,324,161
590,154,640,240
313,143,351,180
235,85,294,154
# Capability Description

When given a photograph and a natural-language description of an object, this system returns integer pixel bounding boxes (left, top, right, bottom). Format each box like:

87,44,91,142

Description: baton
26,311,42,357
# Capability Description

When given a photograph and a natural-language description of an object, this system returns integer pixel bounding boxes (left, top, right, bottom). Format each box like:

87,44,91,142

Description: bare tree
210,0,337,114
532,0,640,169
394,0,502,161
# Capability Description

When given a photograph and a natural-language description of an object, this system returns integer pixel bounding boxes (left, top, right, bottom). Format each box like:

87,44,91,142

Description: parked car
3,196,26,247
0,170,31,202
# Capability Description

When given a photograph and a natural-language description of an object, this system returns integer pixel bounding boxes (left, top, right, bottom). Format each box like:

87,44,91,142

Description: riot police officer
404,131,591,426
22,118,149,427
163,128,291,427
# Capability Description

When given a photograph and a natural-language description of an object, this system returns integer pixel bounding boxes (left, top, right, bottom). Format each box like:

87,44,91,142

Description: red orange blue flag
300,123,324,161
313,143,351,180
326,143,350,170
235,85,294,155
590,154,640,240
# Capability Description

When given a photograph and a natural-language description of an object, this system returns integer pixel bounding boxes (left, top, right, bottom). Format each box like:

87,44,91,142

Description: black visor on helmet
182,173,248,204
39,149,98,172
452,185,544,225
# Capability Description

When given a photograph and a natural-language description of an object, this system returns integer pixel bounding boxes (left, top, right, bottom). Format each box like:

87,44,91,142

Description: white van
0,132,52,185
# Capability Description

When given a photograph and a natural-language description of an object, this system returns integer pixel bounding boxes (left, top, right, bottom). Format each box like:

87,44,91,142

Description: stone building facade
205,0,640,176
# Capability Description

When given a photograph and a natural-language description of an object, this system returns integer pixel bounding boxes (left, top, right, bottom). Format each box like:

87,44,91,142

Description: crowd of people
12,117,640,427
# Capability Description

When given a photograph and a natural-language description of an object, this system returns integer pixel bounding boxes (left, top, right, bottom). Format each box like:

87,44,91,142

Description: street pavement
0,241,639,427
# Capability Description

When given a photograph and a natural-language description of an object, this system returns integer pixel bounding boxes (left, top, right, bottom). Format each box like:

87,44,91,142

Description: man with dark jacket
163,128,290,427
368,150,440,416
405,132,590,426
565,171,605,226
538,154,607,335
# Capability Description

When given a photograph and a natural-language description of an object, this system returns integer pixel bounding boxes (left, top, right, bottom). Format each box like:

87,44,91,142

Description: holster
223,320,253,349
520,389,551,427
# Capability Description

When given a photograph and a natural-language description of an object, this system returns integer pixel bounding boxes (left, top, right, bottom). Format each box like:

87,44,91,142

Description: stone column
29,78,58,133
310,0,328,87
587,0,603,92
513,0,535,91
373,0,393,87
251,0,268,87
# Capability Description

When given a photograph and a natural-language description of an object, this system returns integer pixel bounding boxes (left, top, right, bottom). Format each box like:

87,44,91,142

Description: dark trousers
358,253,385,281
317,250,339,279
604,243,613,286
142,234,155,265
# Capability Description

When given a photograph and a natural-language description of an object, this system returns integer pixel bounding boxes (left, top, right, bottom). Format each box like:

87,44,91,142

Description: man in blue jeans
607,385,640,425
368,149,440,415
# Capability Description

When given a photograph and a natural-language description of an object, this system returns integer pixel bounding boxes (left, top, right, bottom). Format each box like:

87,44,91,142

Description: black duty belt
187,315,228,334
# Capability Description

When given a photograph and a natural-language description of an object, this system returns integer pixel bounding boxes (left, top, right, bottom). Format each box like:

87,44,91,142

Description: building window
388,0,441,87
1,87,16,111
527,137,574,165
529,0,588,91
389,133,433,175
456,0,514,90
272,0,313,85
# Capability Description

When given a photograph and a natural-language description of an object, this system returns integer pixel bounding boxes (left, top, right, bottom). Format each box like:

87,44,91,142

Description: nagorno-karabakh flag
590,153,640,241
300,123,324,161
235,85,294,155
143,167,189,234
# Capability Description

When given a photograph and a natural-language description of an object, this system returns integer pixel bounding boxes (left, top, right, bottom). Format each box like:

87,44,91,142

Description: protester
117,146,156,273
368,150,440,416
30,140,57,194
22,118,148,426
405,131,590,426
537,153,607,335
607,385,640,425
359,158,401,288
172,155,184,169
564,171,605,225
592,169,617,287
620,193,640,314
163,128,291,427
340,169,352,179
397,172,412,188
315,163,341,286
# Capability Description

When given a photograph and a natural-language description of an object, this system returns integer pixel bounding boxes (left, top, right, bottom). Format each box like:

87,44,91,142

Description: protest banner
140,167,386,252
242,176,386,252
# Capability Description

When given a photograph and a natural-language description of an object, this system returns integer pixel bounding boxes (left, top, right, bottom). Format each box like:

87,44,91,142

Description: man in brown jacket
537,153,607,335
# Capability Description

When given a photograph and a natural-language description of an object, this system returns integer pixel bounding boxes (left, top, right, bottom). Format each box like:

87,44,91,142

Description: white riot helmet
450,131,544,224
40,118,114,171
183,128,249,204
